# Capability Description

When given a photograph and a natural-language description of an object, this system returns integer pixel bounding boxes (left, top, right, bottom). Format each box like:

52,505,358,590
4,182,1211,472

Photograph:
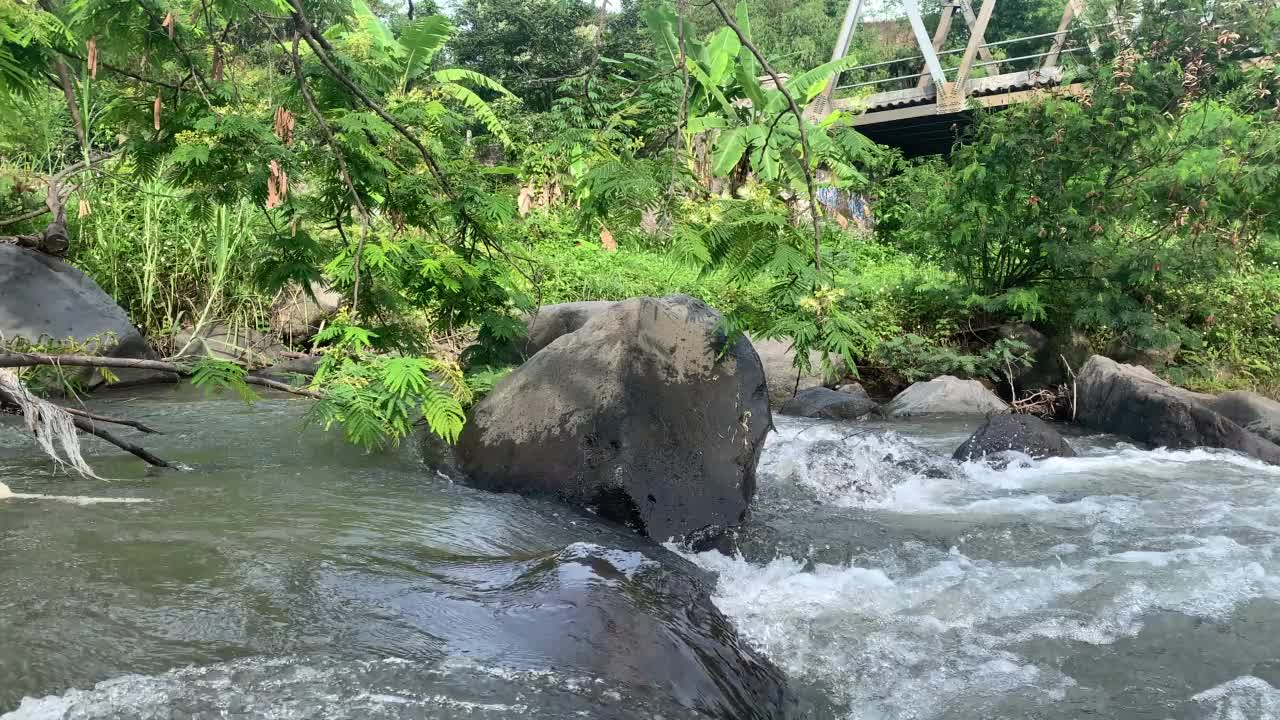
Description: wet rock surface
1076,355,1280,464
953,414,1076,461
779,385,878,420
458,295,771,544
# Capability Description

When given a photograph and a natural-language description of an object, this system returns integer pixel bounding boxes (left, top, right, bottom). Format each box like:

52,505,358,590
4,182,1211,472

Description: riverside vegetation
0,0,1277,457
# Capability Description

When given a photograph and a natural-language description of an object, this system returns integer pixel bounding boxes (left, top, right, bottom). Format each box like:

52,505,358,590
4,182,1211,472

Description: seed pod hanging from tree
86,37,97,78
266,160,289,209
273,107,295,145
153,93,162,131
161,11,175,40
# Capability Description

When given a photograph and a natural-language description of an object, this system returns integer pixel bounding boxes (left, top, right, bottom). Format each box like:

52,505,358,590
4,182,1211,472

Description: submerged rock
0,245,172,387
779,385,877,420
883,375,1010,417
954,414,1075,461
457,295,771,545
6,543,792,720
1076,355,1280,464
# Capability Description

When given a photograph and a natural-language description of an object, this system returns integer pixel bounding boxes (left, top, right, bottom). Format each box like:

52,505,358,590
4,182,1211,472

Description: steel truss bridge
813,0,1100,155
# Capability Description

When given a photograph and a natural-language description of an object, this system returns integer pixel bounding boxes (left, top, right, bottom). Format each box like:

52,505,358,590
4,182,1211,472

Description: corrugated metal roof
849,67,1067,112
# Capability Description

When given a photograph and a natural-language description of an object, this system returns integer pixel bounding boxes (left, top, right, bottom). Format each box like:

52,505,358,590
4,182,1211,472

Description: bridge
813,0,1099,155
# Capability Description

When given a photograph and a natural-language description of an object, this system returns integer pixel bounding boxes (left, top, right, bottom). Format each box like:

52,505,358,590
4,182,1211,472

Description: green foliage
871,334,1033,384
190,358,259,404
877,0,1280,387
306,318,470,448
448,0,598,110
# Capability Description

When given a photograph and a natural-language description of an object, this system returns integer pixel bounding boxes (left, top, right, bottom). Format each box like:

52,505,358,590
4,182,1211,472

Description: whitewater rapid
675,417,1280,719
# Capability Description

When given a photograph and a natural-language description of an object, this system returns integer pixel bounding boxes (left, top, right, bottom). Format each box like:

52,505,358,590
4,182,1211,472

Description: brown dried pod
266,160,289,209
273,107,295,145
161,12,175,40
86,37,98,78
153,94,162,131
78,197,91,218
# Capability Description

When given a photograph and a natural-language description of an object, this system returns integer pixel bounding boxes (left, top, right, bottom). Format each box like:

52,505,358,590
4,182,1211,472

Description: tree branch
56,49,183,90
62,406,163,433
52,57,88,149
71,416,170,466
287,0,454,197
0,353,324,399
132,0,214,107
288,32,372,310
0,151,119,253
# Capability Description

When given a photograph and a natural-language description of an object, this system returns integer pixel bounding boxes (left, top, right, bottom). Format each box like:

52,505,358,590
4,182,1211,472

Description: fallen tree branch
244,375,324,399
61,406,163,434
71,416,170,467
0,352,325,399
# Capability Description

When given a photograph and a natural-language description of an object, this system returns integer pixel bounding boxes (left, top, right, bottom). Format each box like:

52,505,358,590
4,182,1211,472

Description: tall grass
69,173,275,354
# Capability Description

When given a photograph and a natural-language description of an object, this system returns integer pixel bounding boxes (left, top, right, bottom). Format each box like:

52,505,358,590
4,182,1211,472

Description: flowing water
3,391,1280,719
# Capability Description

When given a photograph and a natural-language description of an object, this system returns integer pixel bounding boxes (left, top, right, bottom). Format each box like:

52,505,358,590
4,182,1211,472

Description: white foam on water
1,656,644,720
679,421,1280,719
1190,676,1280,720
1,479,151,505
758,421,953,507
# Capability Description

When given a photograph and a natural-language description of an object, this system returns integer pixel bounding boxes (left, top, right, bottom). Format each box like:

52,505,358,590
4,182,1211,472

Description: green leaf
783,55,864,105
713,127,750,176
400,15,453,87
687,114,728,134
702,27,741,85
431,67,515,98
687,59,736,116
735,1,757,78
350,0,397,52
642,3,681,65
434,81,512,146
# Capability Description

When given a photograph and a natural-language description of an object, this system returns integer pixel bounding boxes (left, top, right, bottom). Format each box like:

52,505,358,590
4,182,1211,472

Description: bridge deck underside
833,68,1084,155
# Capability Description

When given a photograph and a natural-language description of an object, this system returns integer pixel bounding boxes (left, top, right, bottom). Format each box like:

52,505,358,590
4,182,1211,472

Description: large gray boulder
779,385,877,420
883,375,1010,417
954,414,1076,461
174,321,286,367
272,281,341,344
520,302,832,409
1210,391,1280,446
522,300,615,356
0,245,171,387
458,294,771,544
1076,355,1280,464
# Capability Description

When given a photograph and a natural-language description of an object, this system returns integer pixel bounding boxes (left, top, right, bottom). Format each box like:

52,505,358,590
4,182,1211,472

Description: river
3,391,1280,719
